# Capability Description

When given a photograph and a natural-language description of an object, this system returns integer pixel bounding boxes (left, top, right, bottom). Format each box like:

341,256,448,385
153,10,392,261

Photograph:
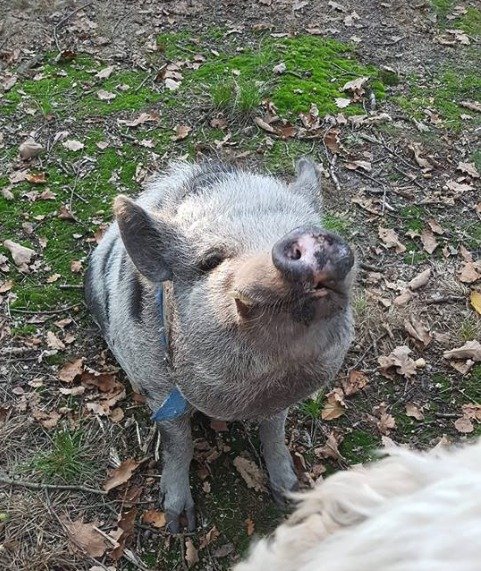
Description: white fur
235,439,481,571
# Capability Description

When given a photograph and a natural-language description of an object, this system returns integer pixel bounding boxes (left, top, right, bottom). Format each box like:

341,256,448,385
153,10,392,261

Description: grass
299,391,325,420
340,429,379,464
25,430,96,484
431,1,481,35
458,316,481,342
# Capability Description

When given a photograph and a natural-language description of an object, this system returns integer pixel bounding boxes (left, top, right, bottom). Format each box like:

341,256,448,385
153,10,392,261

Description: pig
84,158,355,533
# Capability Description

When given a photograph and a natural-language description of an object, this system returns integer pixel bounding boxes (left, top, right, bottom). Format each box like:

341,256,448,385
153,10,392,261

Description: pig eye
198,252,225,273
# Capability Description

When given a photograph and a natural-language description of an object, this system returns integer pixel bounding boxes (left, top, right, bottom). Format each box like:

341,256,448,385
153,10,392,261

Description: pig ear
114,195,173,282
290,157,322,203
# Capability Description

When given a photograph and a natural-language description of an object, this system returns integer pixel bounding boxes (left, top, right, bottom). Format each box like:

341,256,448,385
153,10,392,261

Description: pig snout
272,226,354,290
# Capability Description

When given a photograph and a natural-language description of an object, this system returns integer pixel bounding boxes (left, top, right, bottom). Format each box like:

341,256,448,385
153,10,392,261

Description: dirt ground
1,1,480,569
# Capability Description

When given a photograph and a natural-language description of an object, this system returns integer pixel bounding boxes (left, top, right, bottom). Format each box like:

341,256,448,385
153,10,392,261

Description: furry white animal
235,439,481,571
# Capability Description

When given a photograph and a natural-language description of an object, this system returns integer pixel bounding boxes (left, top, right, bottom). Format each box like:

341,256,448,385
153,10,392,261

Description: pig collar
150,285,189,422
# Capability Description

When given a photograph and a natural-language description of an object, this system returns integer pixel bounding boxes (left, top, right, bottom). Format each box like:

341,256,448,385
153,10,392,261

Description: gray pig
85,159,355,532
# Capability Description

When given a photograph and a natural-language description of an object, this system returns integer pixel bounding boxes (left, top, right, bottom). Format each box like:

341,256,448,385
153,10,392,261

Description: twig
435,412,458,419
328,154,341,191
360,262,384,272
392,165,424,189
53,2,93,52
9,303,81,314
58,284,84,290
0,475,107,495
0,346,35,356
425,296,464,305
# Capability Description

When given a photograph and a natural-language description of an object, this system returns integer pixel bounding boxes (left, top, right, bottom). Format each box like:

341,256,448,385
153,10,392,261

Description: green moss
463,366,481,402
340,429,379,464
10,323,38,337
323,213,351,237
400,205,425,233
457,7,481,36
398,68,481,131
264,139,315,172
183,34,385,118
4,54,160,119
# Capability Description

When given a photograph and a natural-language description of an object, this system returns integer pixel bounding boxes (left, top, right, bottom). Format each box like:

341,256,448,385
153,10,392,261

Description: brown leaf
210,419,228,432
378,345,417,378
58,204,75,220
103,458,141,492
341,369,369,396
97,89,116,101
457,162,479,179
0,280,13,293
405,403,424,421
378,227,406,253
443,340,481,362
62,139,84,152
345,160,372,172
110,507,137,561
427,219,445,235
393,288,413,306
324,128,341,154
46,331,65,350
420,228,438,254
374,402,396,435
458,261,481,283
341,76,369,97
454,417,474,434
172,125,192,141
32,409,61,429
233,456,267,492
199,526,220,549
410,143,433,171
70,260,82,273
117,112,159,127
3,239,36,267
58,358,84,383
96,65,115,79
404,317,432,347
245,518,255,536
185,538,199,568
446,180,473,194
314,431,344,461
19,140,43,160
461,404,481,422
321,388,346,420
142,509,166,528
254,116,276,134
460,100,481,113
26,172,47,184
408,268,431,290
63,519,107,558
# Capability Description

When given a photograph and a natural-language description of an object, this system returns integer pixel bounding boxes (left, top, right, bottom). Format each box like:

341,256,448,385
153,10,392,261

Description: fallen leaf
321,388,346,420
457,162,479,179
458,261,481,283
58,358,84,382
63,519,108,558
341,76,369,98
324,128,341,154
470,291,481,315
314,431,344,461
96,65,115,79
59,386,85,396
378,227,406,253
0,280,13,293
97,89,116,101
185,538,199,568
394,288,413,306
460,100,481,113
420,228,438,254
446,180,473,194
32,409,61,429
345,160,372,172
335,97,351,108
254,116,277,133
172,125,192,141
110,507,137,561
3,240,36,267
214,543,234,558
443,340,481,362
142,509,166,528
245,518,255,536
427,219,445,235
404,317,432,347
273,62,286,74
210,419,228,432
341,369,369,395
408,268,431,290
103,458,141,492
454,417,474,433
410,143,433,171
373,402,396,434
378,345,417,378
117,112,159,127
62,139,84,152
71,260,82,273
26,172,47,184
233,456,267,492
46,331,65,350
405,403,424,421
164,78,181,91
19,140,43,160
199,526,220,549
46,273,61,283
461,404,481,422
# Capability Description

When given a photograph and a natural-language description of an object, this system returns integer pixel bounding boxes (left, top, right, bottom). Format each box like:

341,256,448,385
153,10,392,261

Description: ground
0,0,480,569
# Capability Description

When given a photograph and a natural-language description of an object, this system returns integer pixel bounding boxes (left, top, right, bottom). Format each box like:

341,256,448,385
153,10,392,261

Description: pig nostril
287,247,302,261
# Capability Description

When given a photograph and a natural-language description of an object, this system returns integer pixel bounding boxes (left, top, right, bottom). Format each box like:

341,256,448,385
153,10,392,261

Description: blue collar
150,285,188,422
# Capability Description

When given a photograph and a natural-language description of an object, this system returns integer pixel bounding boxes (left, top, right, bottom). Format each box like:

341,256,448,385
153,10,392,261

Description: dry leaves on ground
63,518,108,558
103,458,141,492
233,456,267,492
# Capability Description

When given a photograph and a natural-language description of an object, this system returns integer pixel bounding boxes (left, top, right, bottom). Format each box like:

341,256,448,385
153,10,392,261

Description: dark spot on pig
291,299,316,326
129,272,145,323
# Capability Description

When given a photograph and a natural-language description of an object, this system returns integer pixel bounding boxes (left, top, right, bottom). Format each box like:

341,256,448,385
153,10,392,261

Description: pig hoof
165,507,197,534
270,481,299,509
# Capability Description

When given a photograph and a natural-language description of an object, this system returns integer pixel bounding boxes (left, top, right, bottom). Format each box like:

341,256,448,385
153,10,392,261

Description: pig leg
259,409,299,506
157,415,195,533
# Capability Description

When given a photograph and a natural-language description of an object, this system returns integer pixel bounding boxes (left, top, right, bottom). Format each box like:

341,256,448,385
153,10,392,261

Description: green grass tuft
26,430,96,484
